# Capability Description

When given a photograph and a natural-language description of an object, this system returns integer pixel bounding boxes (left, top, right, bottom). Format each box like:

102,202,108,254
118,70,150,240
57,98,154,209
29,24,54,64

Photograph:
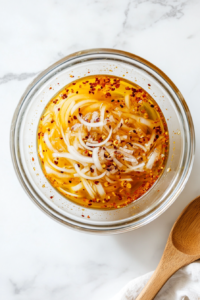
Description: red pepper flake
51,120,55,123
49,87,52,90
87,215,90,218
32,157,34,161
58,108,60,111
54,161,58,165
105,92,111,97
61,94,67,99
125,87,130,90
81,215,85,217
73,116,77,120
70,75,74,78
148,84,151,86
94,181,99,185
50,196,54,199
90,167,94,173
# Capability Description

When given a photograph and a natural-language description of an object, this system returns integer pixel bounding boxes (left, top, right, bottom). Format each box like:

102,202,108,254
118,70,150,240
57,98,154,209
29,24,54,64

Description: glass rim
10,48,195,234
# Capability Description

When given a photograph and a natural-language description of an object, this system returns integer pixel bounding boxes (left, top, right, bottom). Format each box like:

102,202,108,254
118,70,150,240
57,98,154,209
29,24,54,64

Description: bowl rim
10,48,195,234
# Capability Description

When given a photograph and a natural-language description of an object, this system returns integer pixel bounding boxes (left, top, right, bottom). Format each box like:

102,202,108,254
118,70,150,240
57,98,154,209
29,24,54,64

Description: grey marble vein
0,72,38,85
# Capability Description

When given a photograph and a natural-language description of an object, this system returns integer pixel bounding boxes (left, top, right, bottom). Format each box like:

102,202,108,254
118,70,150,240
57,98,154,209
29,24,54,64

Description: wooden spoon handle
136,262,177,300
136,246,192,300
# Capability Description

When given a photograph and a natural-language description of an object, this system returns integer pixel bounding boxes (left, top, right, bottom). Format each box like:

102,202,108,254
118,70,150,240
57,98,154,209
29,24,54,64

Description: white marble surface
1,0,200,299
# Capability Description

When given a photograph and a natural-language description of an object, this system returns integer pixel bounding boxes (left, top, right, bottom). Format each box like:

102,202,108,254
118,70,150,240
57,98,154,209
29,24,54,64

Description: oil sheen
37,75,169,209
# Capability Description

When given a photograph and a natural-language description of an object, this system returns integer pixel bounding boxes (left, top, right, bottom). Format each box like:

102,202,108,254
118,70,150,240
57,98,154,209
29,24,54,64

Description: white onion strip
92,148,104,172
123,157,138,164
105,176,116,183
71,100,98,115
71,182,84,191
81,178,95,198
74,164,106,180
132,142,147,152
68,146,93,163
86,128,112,147
78,130,94,151
113,119,124,133
125,94,130,109
119,147,133,154
44,165,71,178
58,187,82,198
124,113,154,128
125,162,145,172
77,114,104,127
145,130,156,150
44,133,58,152
113,157,124,168
47,157,75,173
96,182,106,198
100,105,106,132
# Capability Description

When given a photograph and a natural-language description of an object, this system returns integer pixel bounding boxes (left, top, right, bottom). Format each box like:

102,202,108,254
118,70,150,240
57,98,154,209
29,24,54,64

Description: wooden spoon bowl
136,196,200,300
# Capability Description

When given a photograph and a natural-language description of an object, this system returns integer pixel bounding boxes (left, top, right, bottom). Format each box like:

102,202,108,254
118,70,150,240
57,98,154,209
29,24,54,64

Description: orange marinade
37,75,169,209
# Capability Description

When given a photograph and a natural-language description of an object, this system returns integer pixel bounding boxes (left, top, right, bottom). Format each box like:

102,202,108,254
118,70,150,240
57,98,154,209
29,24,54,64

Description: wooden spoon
136,195,200,300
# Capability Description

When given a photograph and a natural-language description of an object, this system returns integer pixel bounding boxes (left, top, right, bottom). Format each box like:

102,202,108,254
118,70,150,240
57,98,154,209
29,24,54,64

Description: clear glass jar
10,49,195,234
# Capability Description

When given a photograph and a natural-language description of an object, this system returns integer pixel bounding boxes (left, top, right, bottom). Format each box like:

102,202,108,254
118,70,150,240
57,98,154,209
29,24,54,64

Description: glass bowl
10,48,195,234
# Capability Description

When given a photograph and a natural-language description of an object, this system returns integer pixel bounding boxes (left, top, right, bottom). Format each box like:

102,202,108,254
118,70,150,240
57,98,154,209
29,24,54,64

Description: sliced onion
44,132,58,152
44,165,71,178
77,113,104,127
53,152,75,160
47,157,75,173
86,128,112,147
74,164,106,180
81,178,95,198
119,147,133,154
71,100,98,115
125,162,145,172
113,119,124,133
123,156,138,164
74,166,90,177
71,123,82,131
52,152,85,165
96,182,106,198
132,142,147,152
146,147,161,169
100,105,106,132
125,94,130,109
105,176,116,183
104,124,110,133
61,127,70,148
39,144,44,158
124,113,154,128
92,147,103,172
78,130,94,151
119,178,133,181
42,113,52,125
145,130,156,150
88,111,99,131
71,182,84,192
58,187,82,198
68,145,93,163
113,157,124,168
65,100,75,125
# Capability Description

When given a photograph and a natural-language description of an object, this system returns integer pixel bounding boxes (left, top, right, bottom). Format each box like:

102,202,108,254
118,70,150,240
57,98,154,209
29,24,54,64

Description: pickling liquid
38,75,169,209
